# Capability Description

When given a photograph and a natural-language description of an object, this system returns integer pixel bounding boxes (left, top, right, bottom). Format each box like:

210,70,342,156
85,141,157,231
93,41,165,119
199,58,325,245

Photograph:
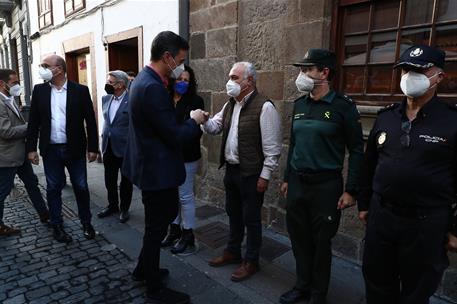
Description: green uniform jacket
284,90,364,194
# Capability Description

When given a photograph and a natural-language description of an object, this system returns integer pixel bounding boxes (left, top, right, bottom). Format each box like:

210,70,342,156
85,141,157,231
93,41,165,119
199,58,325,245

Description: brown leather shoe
230,261,259,282
208,250,242,267
0,224,21,236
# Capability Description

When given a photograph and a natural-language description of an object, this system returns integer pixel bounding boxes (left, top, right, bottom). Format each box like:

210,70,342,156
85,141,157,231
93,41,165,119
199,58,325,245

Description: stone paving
1,162,454,304
0,184,147,304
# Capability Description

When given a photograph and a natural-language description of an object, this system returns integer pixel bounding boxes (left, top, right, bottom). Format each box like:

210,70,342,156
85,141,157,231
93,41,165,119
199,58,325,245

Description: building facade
189,0,457,301
0,0,34,110
26,0,181,134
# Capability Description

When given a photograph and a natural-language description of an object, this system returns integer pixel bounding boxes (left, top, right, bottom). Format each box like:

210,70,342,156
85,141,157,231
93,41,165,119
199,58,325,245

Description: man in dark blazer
0,69,49,236
98,70,132,223
27,54,98,243
122,31,207,304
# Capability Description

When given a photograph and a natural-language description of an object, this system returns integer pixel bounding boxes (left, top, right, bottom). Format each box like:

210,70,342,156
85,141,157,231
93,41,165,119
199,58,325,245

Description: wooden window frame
64,0,86,18
37,0,53,30
332,0,457,105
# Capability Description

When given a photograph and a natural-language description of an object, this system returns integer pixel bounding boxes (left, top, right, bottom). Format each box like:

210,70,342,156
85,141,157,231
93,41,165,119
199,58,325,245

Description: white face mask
400,71,439,98
39,66,53,81
166,56,185,79
8,84,22,97
295,72,315,92
226,79,241,97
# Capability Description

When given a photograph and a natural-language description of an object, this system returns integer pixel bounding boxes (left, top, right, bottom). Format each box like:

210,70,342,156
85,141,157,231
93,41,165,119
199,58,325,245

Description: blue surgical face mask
174,81,189,95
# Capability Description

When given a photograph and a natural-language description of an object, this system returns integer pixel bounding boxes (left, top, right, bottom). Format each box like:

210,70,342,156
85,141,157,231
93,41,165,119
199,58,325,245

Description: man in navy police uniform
358,44,457,304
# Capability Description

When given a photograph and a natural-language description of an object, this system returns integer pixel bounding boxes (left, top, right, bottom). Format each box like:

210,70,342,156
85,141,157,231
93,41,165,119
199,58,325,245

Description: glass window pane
373,0,400,30
437,0,457,22
399,28,430,53
367,65,393,94
344,35,368,65
370,32,397,63
342,66,365,94
439,62,457,94
404,0,434,25
435,25,457,60
344,5,370,33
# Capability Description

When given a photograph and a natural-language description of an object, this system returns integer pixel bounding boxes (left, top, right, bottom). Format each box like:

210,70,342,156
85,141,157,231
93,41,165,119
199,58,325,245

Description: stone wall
189,1,457,301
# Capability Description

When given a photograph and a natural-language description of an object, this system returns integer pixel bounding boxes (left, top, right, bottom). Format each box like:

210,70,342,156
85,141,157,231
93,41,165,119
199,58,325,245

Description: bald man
27,54,99,243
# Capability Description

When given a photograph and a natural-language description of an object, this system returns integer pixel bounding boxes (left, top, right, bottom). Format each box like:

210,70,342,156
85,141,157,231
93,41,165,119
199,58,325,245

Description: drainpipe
178,0,189,63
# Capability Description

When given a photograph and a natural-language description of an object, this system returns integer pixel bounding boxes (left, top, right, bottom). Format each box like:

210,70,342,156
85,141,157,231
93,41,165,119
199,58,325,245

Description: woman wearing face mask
279,49,364,304
161,65,204,255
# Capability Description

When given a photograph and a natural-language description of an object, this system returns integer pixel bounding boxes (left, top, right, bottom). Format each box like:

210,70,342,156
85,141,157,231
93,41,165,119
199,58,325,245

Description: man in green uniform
279,49,364,304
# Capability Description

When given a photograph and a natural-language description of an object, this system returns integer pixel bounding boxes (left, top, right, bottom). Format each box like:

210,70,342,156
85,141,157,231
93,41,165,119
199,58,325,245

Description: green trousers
286,169,343,296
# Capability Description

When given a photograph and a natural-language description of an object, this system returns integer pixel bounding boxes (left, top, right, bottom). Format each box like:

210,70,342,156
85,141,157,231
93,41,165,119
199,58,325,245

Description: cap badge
410,48,423,57
378,132,387,145
304,51,309,59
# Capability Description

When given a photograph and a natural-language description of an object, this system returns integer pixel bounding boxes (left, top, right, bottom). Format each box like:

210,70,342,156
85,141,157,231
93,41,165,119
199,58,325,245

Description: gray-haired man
204,62,282,281
98,70,133,223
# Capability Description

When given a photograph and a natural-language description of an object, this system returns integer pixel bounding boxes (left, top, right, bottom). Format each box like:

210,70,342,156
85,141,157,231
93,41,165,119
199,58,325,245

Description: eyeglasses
400,120,412,148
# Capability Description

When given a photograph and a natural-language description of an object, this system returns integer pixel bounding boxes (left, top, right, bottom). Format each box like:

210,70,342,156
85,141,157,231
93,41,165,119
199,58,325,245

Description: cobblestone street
0,164,453,304
0,184,147,304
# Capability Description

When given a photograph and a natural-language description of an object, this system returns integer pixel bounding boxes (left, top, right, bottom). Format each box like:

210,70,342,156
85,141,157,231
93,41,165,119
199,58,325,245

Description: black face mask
104,83,115,95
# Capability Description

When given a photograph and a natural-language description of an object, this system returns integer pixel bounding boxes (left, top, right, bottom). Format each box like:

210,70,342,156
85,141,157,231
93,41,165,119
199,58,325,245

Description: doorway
108,37,138,74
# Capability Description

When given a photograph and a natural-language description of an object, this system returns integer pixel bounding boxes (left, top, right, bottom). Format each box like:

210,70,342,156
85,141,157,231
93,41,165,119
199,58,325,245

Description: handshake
190,109,210,125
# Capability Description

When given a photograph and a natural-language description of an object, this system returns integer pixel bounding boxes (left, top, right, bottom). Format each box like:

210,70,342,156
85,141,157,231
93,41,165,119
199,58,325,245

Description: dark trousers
103,142,133,211
362,194,450,304
224,164,264,263
42,144,91,226
134,188,179,292
286,169,342,296
0,160,48,225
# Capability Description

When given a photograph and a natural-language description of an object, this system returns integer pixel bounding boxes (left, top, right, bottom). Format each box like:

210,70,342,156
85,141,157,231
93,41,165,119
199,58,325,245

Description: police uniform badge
377,132,387,147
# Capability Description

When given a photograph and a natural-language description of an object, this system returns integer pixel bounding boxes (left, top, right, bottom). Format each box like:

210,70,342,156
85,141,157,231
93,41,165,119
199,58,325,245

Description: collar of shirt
398,95,439,119
232,90,255,107
307,90,335,104
113,90,127,102
49,80,68,92
148,64,169,87
0,91,13,102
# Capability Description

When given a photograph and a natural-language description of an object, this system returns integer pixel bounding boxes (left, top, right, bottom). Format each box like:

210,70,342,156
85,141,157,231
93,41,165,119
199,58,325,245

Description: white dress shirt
203,91,282,180
50,81,68,144
0,92,20,117
109,91,126,124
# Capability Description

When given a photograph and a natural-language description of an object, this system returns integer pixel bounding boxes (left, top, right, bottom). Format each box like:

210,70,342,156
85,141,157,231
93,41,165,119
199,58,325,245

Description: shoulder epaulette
377,103,399,114
336,93,354,104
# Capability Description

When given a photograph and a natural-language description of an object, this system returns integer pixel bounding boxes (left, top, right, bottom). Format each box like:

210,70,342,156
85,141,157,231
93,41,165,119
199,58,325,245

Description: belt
380,200,450,220
292,169,341,183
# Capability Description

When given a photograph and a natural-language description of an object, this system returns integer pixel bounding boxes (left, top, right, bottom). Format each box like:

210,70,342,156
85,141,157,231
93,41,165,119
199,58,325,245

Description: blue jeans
43,145,92,226
0,160,49,225
173,160,199,229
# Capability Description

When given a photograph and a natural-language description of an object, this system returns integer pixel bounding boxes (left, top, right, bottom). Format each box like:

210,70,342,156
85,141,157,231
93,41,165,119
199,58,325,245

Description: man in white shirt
0,69,49,236
205,62,282,282
98,70,133,223
27,55,99,243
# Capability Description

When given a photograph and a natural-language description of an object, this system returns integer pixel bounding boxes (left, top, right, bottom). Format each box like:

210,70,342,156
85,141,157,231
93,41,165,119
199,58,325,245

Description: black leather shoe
279,288,310,304
97,206,119,218
309,294,326,304
119,211,130,223
146,287,190,304
53,225,73,243
171,229,196,255
132,268,170,282
82,223,95,239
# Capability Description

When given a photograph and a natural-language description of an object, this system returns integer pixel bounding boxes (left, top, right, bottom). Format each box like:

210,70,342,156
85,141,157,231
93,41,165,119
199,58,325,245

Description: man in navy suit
27,55,98,243
122,31,207,304
98,70,133,223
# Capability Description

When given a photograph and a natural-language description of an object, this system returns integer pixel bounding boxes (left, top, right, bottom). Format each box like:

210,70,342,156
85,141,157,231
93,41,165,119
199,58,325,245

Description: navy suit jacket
26,81,98,159
122,66,200,191
101,92,129,157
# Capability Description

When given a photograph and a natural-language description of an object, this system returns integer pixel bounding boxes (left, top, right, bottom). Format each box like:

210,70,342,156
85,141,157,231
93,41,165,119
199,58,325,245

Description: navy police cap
394,45,445,70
